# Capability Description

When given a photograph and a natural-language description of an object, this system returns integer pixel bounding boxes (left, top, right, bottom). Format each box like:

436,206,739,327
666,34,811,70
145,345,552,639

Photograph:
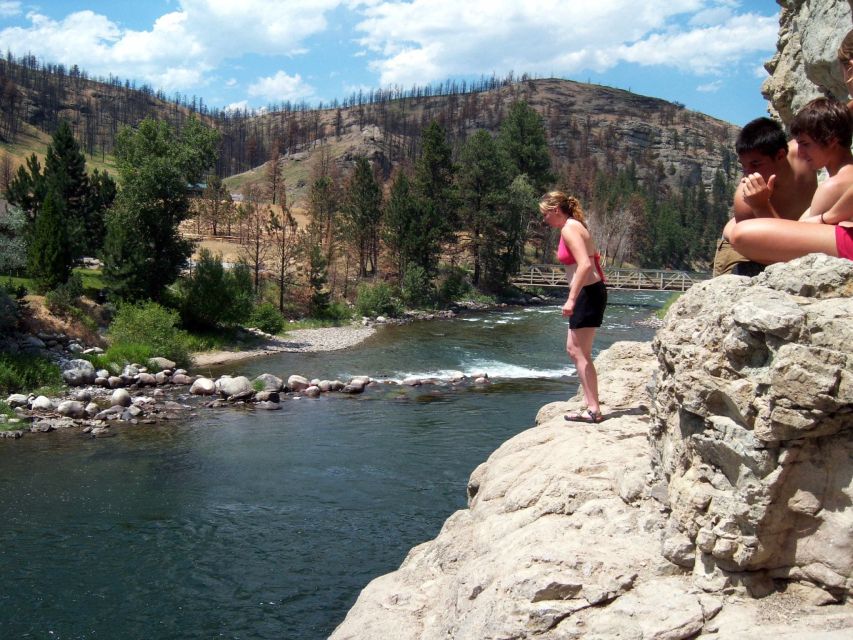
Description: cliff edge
331,256,852,639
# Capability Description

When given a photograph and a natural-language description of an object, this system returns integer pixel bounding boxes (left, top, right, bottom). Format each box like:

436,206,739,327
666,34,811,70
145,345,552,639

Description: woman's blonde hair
539,191,587,227
838,28,853,65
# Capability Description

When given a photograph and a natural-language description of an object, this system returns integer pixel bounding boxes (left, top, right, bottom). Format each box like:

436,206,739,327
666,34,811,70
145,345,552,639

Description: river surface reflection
0,291,668,639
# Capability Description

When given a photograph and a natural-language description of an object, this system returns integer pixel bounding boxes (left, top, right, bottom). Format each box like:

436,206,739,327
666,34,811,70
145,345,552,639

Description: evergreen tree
306,241,330,317
382,169,419,279
27,185,72,291
497,101,553,193
178,249,253,329
43,121,90,257
342,156,382,276
102,117,220,302
4,154,44,220
86,168,117,254
411,120,457,275
457,130,512,286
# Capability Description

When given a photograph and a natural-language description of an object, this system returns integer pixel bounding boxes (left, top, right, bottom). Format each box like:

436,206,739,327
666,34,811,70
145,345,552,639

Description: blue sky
0,1,782,125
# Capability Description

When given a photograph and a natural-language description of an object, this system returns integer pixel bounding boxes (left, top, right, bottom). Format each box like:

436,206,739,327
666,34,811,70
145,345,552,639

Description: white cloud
753,63,768,78
0,1,21,18
225,100,251,112
352,0,777,87
0,1,342,92
697,80,722,92
248,70,316,102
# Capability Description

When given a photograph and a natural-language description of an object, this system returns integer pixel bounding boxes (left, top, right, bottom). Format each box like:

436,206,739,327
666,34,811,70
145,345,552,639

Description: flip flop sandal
564,409,604,424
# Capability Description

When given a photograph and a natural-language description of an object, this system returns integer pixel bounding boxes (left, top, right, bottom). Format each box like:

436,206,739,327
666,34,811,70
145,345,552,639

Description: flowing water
0,291,669,640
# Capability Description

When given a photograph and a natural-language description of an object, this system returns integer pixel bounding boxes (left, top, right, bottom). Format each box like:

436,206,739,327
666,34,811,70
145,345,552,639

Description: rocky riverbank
0,312,495,439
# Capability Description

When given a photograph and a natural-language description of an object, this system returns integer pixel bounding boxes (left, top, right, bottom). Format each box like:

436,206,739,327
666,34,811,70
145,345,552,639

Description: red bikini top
557,236,606,282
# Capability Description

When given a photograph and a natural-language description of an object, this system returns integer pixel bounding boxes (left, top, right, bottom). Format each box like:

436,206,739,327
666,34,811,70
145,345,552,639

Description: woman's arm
561,221,593,317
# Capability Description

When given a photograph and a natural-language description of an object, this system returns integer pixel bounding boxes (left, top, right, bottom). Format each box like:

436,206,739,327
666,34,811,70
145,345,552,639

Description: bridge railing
511,265,709,291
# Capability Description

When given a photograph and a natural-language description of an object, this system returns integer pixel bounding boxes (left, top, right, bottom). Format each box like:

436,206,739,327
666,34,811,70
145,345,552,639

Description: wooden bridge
511,265,709,292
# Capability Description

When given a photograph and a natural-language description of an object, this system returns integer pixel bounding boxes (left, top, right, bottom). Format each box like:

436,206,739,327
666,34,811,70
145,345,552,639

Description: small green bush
0,353,63,395
108,301,190,366
401,265,435,308
45,273,84,317
249,303,285,334
355,282,402,318
436,265,471,305
320,300,353,322
178,250,253,329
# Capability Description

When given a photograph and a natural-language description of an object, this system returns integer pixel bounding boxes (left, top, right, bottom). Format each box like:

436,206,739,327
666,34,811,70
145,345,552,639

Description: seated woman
729,97,853,263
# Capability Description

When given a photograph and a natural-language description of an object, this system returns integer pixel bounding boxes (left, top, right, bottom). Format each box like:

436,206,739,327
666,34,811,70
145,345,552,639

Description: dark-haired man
713,117,817,276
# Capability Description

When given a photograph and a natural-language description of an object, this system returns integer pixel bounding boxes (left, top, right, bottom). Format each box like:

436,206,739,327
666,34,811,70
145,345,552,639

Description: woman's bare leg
729,218,838,264
566,327,600,414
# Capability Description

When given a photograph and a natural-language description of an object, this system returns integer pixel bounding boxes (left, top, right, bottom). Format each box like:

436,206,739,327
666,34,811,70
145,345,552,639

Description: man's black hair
736,117,788,157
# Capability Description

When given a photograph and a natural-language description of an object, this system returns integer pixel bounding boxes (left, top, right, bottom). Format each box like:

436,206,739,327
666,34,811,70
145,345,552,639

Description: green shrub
401,265,435,308
436,265,471,305
45,272,84,317
108,301,190,366
355,281,402,318
320,300,353,322
249,303,285,334
178,250,253,329
0,353,63,395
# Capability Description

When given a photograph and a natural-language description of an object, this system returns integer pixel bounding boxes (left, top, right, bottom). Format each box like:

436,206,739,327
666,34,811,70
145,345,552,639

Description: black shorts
570,281,607,329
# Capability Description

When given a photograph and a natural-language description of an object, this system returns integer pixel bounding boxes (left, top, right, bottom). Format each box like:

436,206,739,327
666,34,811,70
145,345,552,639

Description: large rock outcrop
762,0,853,123
650,254,853,600
332,258,853,638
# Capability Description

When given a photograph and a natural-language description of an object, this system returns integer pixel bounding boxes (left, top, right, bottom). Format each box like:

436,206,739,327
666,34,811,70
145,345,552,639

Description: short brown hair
790,97,852,149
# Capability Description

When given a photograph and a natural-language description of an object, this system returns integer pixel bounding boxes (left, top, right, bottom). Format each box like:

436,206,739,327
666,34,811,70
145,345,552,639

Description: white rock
190,378,216,395
111,389,132,408
30,396,54,411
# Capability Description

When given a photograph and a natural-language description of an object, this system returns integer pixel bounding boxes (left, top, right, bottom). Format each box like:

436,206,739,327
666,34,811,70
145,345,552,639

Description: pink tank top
557,236,606,282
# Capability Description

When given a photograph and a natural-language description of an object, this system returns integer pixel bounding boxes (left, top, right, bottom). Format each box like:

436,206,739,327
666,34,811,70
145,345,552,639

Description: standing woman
540,192,608,424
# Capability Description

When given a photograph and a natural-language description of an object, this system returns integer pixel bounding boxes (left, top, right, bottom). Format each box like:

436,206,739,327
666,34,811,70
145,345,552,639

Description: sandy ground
192,324,376,367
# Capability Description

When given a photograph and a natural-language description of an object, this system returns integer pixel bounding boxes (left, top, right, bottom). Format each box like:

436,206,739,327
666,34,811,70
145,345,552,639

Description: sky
0,0,783,125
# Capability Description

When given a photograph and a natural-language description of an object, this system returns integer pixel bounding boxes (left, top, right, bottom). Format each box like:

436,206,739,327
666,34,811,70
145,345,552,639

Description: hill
226,78,741,207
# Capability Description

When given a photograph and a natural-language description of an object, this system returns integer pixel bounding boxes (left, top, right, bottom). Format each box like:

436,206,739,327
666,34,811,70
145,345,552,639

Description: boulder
56,400,85,418
303,386,321,398
216,376,253,397
650,255,853,597
137,373,157,386
5,394,28,408
171,374,193,385
110,389,132,408
149,357,177,371
61,359,96,386
287,374,310,391
254,373,283,392
190,378,216,395
30,396,54,411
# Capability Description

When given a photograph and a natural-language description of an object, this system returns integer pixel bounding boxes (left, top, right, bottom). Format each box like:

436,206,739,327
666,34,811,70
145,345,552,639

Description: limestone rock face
650,255,853,597
762,0,853,124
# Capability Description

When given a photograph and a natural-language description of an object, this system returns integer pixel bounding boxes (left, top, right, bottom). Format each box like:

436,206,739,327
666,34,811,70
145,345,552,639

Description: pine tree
411,120,457,275
342,156,382,276
27,184,72,291
382,169,418,279
457,130,512,286
102,117,220,302
497,101,553,193
44,121,90,257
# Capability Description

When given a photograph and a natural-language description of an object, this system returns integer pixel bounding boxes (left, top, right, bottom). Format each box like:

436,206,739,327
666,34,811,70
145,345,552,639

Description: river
0,291,668,640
